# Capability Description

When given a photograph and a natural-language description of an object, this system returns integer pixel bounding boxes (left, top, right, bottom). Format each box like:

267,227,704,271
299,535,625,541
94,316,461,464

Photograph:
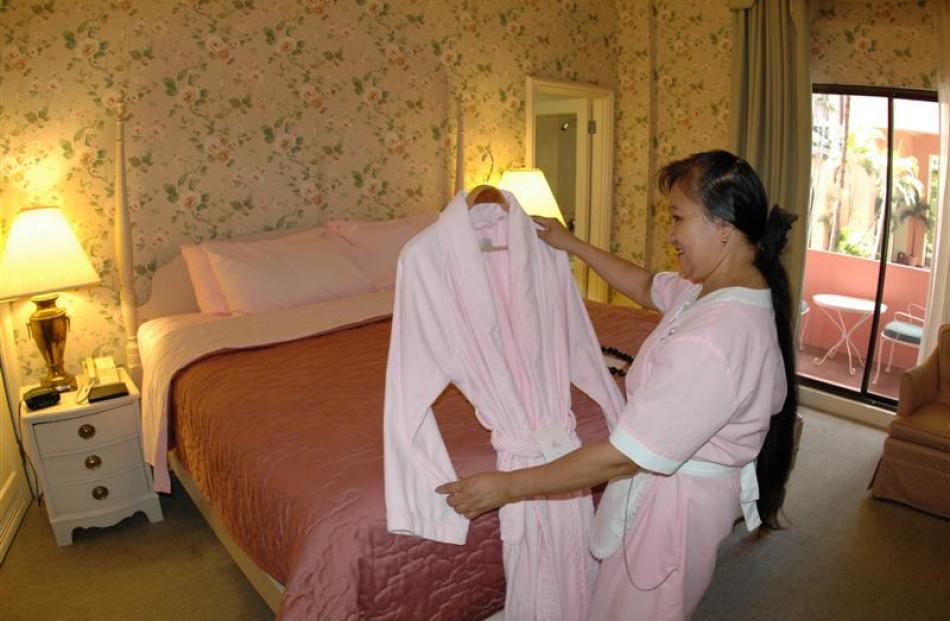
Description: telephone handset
84,356,120,385
76,356,127,403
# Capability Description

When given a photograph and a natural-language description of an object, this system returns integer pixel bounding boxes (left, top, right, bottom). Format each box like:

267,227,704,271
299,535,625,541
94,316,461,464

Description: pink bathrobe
589,272,787,621
384,191,625,620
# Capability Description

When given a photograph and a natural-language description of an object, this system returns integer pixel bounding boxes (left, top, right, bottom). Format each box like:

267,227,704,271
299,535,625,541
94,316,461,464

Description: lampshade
0,206,100,302
498,168,566,226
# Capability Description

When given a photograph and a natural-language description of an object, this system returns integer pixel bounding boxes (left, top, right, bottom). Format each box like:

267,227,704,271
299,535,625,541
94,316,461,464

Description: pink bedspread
171,302,658,620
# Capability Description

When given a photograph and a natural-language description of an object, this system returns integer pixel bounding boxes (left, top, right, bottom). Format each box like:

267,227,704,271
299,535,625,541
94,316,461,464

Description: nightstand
19,367,163,545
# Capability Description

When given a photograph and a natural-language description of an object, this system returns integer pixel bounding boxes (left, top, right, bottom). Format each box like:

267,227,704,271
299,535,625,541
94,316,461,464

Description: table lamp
0,206,100,391
498,168,566,226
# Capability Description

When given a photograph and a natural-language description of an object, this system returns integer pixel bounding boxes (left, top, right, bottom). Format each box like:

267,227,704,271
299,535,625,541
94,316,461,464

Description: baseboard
0,469,31,564
799,385,894,430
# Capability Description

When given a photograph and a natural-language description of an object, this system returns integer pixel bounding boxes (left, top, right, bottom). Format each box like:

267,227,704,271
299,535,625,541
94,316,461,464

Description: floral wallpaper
811,0,938,90
0,0,941,384
651,0,733,272
1,0,616,383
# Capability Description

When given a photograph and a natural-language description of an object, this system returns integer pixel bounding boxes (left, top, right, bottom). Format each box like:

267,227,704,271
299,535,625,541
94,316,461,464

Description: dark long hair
658,150,798,530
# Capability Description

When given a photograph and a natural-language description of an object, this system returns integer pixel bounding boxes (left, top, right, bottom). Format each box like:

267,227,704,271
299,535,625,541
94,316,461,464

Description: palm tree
898,194,932,265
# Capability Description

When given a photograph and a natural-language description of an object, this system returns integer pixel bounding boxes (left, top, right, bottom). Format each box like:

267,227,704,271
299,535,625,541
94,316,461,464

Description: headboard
116,110,466,384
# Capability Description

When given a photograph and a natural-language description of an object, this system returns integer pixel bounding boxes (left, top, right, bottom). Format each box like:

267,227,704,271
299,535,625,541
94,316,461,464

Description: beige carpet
1,407,947,620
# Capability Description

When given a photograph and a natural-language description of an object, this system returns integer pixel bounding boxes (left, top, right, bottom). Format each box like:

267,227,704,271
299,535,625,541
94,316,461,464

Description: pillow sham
181,226,325,315
205,232,373,315
181,244,230,315
327,211,437,289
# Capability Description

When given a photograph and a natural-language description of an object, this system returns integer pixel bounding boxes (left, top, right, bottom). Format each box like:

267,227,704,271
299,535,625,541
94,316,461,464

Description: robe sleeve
383,257,469,545
609,335,738,474
558,253,625,430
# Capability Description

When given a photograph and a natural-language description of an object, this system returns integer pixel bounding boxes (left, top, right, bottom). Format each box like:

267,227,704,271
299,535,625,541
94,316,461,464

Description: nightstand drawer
43,438,144,485
49,466,150,516
34,403,137,456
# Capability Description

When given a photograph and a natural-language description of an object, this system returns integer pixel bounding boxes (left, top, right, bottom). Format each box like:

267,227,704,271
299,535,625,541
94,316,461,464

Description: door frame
526,76,614,303
534,97,591,295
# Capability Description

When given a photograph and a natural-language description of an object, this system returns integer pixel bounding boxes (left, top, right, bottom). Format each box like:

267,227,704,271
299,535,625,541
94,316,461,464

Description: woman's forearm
437,441,640,518
567,239,656,310
507,440,639,502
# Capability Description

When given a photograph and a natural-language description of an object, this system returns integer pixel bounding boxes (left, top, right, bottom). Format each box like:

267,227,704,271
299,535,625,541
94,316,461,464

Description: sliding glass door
797,86,941,404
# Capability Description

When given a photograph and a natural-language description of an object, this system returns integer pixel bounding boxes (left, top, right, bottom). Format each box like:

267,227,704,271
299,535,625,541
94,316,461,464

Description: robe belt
677,459,762,532
490,424,579,461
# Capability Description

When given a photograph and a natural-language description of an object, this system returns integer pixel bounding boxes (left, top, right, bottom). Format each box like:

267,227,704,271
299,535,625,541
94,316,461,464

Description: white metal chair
798,298,810,351
873,303,926,384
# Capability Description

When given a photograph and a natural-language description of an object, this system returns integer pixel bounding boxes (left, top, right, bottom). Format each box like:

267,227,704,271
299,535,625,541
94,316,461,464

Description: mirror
526,77,614,302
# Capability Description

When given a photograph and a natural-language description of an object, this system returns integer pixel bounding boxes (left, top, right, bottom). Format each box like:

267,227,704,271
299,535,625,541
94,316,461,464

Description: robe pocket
498,502,525,543
615,482,685,591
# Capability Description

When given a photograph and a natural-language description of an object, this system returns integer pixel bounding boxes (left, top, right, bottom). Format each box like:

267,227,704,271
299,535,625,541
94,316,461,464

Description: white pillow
205,232,373,314
181,244,231,314
327,212,437,289
181,226,325,314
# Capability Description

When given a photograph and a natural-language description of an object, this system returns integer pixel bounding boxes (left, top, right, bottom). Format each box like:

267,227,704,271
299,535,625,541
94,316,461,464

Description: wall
811,0,938,90
0,0,616,384
612,0,733,276
0,0,941,384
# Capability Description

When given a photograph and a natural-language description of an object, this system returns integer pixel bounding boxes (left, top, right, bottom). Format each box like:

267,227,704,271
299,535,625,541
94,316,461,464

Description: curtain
920,0,950,359
728,0,811,311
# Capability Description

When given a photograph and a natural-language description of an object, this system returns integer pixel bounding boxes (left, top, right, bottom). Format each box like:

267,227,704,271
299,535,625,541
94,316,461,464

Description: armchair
870,323,950,517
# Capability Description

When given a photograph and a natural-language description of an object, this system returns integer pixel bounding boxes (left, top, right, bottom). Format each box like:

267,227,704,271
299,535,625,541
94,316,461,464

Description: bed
111,108,661,619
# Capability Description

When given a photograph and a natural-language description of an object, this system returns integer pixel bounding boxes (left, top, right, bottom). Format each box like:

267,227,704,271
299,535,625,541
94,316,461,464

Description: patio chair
873,303,925,384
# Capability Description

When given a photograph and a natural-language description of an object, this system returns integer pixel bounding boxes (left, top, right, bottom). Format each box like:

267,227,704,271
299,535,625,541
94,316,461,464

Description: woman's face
666,180,730,283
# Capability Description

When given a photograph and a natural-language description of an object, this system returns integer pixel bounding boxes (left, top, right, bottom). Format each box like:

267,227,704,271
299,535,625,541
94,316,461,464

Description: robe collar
436,190,548,422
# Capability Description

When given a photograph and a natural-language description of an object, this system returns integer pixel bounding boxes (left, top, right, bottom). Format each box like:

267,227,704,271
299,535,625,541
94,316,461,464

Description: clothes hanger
465,185,509,252
466,184,508,210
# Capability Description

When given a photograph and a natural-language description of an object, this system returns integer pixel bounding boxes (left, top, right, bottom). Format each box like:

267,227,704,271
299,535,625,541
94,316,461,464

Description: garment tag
531,427,574,463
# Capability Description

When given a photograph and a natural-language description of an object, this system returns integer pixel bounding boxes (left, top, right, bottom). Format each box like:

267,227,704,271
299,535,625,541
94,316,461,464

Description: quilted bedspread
170,301,658,620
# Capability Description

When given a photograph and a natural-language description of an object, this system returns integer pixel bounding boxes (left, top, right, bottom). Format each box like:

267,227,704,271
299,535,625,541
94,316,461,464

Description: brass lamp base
28,293,76,392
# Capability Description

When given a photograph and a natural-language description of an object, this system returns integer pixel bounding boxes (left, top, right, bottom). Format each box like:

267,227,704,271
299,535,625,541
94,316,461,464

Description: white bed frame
114,106,468,614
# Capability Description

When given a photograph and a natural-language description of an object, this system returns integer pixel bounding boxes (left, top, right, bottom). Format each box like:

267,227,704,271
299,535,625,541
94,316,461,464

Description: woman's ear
717,221,733,244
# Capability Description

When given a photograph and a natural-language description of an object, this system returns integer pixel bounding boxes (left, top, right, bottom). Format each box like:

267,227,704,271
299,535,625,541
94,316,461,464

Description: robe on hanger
384,191,625,620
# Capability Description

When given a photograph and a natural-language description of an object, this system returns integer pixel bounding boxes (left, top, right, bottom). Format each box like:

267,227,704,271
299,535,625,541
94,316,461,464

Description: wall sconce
0,206,100,391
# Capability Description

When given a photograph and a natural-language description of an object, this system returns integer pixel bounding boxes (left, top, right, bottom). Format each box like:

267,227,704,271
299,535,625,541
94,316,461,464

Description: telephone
76,356,128,403
84,356,120,385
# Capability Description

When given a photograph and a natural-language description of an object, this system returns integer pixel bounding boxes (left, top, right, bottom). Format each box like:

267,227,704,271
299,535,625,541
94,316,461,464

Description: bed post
115,102,142,385
455,111,464,195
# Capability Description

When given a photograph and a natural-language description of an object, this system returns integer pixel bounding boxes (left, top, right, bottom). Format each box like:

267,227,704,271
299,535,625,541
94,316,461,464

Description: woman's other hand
436,472,514,520
532,216,579,253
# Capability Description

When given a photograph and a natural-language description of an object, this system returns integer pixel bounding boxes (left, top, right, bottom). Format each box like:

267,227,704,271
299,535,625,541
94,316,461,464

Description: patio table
812,293,887,376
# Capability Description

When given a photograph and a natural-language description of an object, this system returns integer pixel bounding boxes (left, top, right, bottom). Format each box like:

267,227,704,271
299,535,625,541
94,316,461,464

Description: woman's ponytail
753,205,798,530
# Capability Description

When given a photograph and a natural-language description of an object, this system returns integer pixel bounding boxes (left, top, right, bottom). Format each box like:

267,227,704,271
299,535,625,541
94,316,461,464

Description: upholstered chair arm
897,348,939,418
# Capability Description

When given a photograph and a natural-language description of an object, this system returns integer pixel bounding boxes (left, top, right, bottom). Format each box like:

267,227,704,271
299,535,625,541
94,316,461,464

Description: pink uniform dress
588,272,787,621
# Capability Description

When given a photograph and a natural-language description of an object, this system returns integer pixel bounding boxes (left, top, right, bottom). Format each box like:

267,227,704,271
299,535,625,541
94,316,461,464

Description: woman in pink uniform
437,150,798,619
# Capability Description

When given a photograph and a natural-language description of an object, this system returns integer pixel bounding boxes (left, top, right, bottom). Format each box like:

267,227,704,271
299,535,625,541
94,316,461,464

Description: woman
437,150,798,619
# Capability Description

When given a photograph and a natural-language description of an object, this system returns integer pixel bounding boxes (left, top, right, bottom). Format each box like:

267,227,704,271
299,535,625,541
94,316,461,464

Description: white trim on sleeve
609,425,682,475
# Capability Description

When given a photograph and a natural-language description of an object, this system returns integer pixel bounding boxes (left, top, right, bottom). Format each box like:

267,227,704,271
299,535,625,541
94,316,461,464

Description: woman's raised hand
436,472,514,520
532,216,578,252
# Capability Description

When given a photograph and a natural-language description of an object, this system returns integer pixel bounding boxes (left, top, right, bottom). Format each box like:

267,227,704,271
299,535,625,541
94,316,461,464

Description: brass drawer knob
84,455,102,470
92,486,109,501
78,424,96,439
